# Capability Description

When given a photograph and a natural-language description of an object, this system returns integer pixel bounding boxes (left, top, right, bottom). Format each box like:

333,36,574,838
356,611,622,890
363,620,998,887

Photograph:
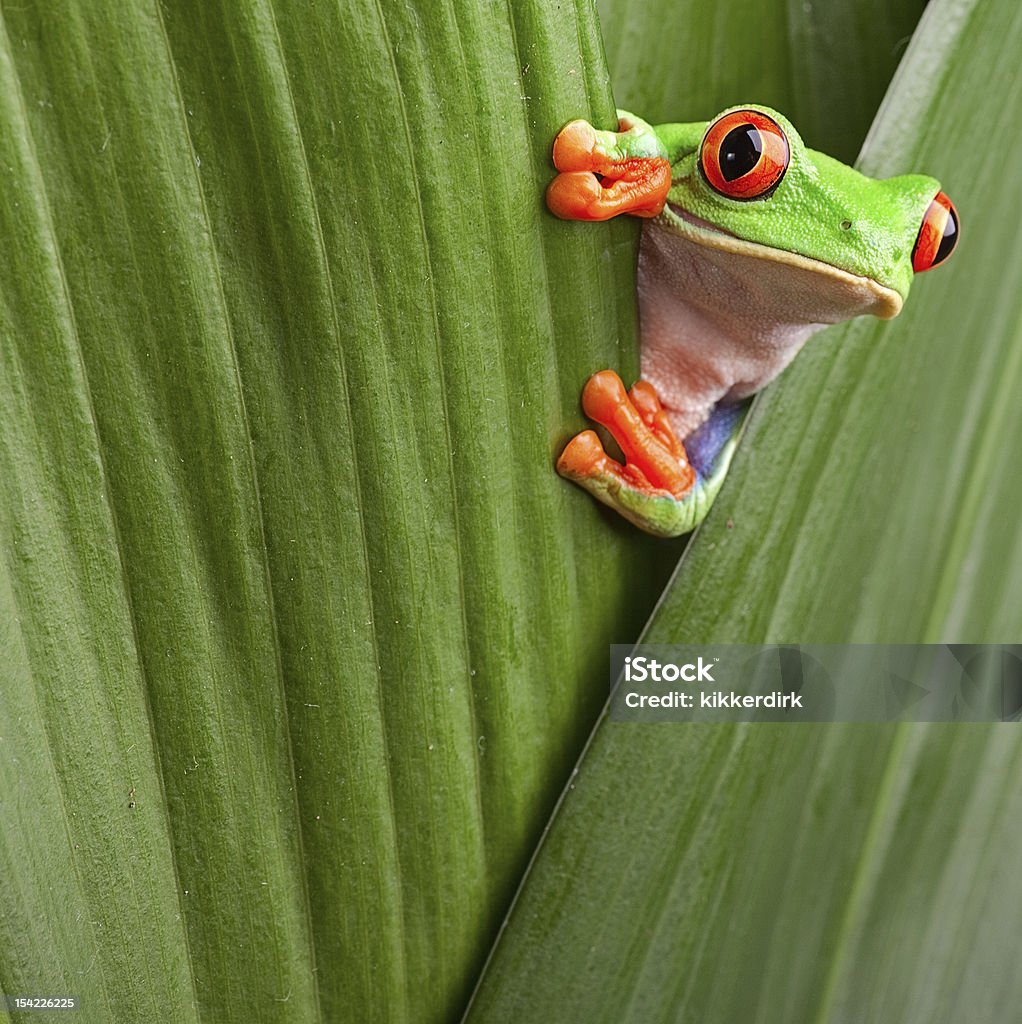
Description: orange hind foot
557,370,695,499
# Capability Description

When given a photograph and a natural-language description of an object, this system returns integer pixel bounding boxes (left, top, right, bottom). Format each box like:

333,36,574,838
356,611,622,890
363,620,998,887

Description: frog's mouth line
662,202,903,320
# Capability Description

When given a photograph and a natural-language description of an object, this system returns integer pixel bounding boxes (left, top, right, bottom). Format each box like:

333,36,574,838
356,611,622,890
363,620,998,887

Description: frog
547,106,958,537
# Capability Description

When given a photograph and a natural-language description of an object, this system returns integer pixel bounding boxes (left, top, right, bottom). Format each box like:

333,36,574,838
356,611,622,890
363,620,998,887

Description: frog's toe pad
546,171,608,221
551,120,599,172
556,429,609,481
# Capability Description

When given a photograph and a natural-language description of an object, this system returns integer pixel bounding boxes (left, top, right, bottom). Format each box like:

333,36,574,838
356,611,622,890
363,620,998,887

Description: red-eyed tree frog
548,106,958,537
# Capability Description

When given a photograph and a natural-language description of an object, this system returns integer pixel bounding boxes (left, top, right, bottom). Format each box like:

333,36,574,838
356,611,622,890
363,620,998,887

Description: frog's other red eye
912,191,959,272
700,110,790,200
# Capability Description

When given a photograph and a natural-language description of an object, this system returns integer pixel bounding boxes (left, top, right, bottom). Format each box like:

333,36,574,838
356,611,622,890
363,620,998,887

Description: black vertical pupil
934,206,958,266
720,125,762,181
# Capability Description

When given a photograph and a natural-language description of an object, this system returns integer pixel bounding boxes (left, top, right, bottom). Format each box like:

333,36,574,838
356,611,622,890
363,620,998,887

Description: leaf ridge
151,1,328,1016
0,14,200,1017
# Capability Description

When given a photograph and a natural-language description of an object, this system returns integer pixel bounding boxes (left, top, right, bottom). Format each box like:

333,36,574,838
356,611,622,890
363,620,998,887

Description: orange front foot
546,115,671,221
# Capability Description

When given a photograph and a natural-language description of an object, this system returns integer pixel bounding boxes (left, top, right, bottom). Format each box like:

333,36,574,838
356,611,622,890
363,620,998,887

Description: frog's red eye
912,191,959,272
699,110,790,200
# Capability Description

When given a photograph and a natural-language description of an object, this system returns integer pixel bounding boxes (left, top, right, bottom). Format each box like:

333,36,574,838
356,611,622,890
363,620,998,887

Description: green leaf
599,0,927,162
0,2,671,1021
465,0,1022,1020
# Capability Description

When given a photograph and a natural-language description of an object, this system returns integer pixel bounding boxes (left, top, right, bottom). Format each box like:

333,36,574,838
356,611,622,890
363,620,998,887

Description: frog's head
658,105,959,320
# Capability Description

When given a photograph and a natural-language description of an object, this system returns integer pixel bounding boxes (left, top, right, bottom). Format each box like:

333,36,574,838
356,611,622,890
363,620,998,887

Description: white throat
637,221,896,437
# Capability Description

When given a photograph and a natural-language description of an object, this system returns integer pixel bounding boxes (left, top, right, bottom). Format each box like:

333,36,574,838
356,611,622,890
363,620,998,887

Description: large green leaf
0,2,667,1021
465,0,1022,1020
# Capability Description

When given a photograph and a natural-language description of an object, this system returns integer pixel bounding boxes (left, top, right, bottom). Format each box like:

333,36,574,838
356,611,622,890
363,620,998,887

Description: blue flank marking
685,401,747,480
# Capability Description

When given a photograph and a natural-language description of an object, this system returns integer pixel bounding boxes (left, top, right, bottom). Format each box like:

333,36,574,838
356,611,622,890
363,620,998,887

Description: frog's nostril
840,219,852,230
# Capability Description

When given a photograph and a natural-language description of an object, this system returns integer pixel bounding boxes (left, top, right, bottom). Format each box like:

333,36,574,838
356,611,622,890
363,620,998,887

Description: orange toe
581,370,630,422
546,172,613,221
629,380,684,458
628,380,662,421
552,120,599,172
557,429,609,479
